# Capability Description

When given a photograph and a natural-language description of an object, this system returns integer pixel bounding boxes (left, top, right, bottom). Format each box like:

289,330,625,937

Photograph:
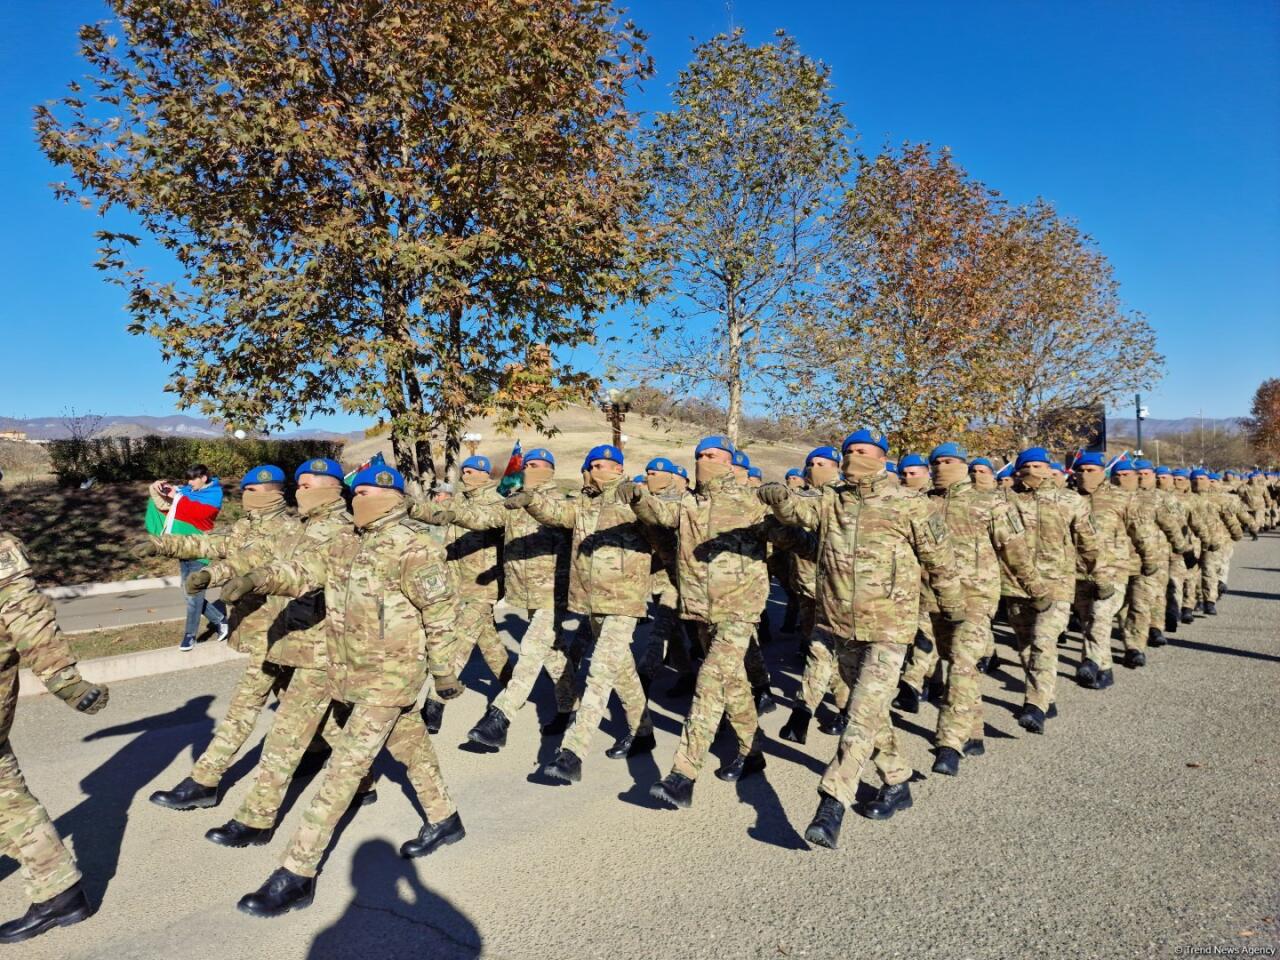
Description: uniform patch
927,514,948,544
256,469,272,482
1005,508,1025,535
375,471,395,487
311,459,328,472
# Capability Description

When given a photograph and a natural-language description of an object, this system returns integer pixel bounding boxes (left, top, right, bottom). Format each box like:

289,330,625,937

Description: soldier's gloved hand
757,482,790,506
435,673,463,700
221,570,265,603
1093,582,1116,601
130,537,160,560
1140,559,1159,576
615,480,642,505
184,569,213,596
49,668,110,714
1182,550,1199,570
1031,594,1053,613
503,490,533,511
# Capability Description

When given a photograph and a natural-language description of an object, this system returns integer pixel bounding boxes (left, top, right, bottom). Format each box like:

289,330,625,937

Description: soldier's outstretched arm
909,504,963,615
445,496,503,532
146,530,235,561
1069,499,1101,573
407,497,456,527
766,486,821,529
1154,501,1189,554
989,503,1047,598
240,550,328,601
1125,504,1164,572
631,489,680,528
523,489,576,530
1219,502,1244,540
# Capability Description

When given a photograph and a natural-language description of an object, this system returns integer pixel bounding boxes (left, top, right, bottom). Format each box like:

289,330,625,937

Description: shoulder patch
0,537,32,582
926,513,948,544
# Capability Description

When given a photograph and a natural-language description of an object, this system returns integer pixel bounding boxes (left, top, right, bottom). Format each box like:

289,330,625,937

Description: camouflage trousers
671,621,758,779
192,656,288,787
687,617,770,692
900,609,939,693
637,578,692,678
1124,559,1167,651
281,704,454,878
925,613,987,751
1200,547,1226,602
818,638,912,805
1073,581,1124,671
0,743,80,904
797,602,851,714
1006,598,1071,712
453,599,511,680
1183,556,1203,608
1168,554,1188,618
560,615,651,760
492,607,578,721
1221,541,1235,585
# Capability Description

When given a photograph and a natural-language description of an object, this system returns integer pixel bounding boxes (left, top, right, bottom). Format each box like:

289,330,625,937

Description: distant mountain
0,414,361,442
1107,416,1245,440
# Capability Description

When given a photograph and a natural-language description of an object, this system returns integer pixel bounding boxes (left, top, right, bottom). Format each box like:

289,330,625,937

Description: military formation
0,443,1277,942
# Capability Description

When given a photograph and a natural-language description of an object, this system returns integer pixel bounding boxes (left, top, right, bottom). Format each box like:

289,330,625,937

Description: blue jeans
180,559,226,639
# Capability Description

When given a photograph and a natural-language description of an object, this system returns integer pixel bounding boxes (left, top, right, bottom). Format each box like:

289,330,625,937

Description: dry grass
66,619,198,660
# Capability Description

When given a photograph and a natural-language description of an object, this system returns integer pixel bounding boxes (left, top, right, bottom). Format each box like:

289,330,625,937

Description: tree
36,0,651,481
628,29,850,444
1244,378,1280,463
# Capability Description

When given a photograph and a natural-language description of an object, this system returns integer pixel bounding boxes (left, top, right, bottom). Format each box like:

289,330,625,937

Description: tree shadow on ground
1167,636,1280,663
307,839,481,960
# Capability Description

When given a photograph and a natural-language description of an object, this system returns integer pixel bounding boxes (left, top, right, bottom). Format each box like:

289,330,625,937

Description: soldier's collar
360,503,409,532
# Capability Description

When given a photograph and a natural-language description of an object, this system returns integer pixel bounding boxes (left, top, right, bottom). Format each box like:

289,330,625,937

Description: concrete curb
42,575,181,600
19,639,246,698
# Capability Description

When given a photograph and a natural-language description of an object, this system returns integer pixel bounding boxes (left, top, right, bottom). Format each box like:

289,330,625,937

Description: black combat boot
353,787,377,807
754,688,777,716
857,782,913,820
1218,580,1228,597
1076,659,1100,688
1165,595,1180,634
539,712,572,737
543,749,582,783
421,698,445,735
606,730,656,759
206,820,273,848
975,655,989,674
804,795,845,849
466,705,510,750
1194,601,1204,614
1017,705,1046,734
817,710,848,736
983,653,1001,676
400,812,466,859
496,660,514,689
715,750,766,782
932,747,961,776
0,883,92,944
237,868,315,918
962,739,985,757
1149,627,1167,648
1097,668,1115,689
650,772,695,809
1180,607,1195,624
892,681,921,714
1124,648,1147,669
149,776,218,810
778,704,812,744
1204,601,1217,616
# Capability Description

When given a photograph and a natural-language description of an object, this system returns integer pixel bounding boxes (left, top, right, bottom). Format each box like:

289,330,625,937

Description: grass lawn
66,618,226,660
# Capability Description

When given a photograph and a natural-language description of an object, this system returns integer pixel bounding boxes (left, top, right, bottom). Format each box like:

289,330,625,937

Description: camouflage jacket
925,480,1046,617
409,482,504,602
154,505,300,658
632,471,801,624
1077,485,1162,585
769,471,963,646
1134,488,1190,555
1198,490,1244,543
1238,481,1267,523
0,532,79,743
786,489,822,600
1001,485,1099,601
523,475,654,618
1217,490,1254,537
251,504,456,708
444,485,570,611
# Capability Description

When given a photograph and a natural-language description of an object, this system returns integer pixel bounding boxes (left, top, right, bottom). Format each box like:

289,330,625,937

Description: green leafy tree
1244,378,1280,463
36,0,651,480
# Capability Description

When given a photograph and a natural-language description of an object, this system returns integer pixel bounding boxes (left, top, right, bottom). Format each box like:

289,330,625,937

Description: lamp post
1135,394,1148,456
462,432,482,458
600,389,630,450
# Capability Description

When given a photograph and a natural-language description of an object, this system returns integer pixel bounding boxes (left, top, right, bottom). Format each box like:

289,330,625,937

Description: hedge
47,436,345,487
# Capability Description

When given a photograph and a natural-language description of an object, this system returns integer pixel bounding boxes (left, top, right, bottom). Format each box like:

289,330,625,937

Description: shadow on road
1167,636,1280,663
0,694,217,905
307,839,481,960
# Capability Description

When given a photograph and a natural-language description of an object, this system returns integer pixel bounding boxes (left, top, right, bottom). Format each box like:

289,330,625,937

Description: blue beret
968,457,994,471
1051,462,1066,473
731,449,750,468
785,468,804,480
1155,465,1172,476
646,457,677,475
633,475,645,483
842,429,889,453
586,444,623,466
1015,447,1051,469
524,448,555,467
241,464,285,488
886,460,897,474
1250,470,1264,478
898,453,927,470
1134,458,1154,471
1189,468,1210,480
1111,458,1135,473
928,442,968,463
1223,469,1237,477
294,457,343,482
996,463,1015,479
695,435,734,457
805,445,840,466
674,464,688,480
1073,452,1104,468
1173,468,1191,478
461,455,492,474
747,466,762,479
351,464,404,492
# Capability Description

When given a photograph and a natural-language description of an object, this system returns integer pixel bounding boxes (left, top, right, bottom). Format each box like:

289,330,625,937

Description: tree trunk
442,304,465,481
725,293,743,445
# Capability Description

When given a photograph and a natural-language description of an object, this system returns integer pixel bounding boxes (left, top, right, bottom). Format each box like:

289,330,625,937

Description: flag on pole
344,451,386,487
1104,450,1129,475
497,440,523,496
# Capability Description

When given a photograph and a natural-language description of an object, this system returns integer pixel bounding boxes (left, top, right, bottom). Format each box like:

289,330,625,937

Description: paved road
5,536,1280,959
53,585,201,634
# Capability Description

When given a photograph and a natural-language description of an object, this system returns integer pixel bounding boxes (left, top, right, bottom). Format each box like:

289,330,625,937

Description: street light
462,432,482,458
600,389,630,450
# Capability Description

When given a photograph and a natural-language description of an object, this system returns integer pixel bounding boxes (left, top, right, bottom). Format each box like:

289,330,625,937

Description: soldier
634,457,695,692
785,468,806,491
1208,472,1252,598
142,464,301,811
411,454,511,733
999,447,1099,733
505,444,655,784
778,445,852,745
453,448,580,750
746,466,763,487
1238,471,1267,537
1156,466,1203,635
722,450,779,713
969,457,997,492
760,429,965,849
1192,469,1241,615
228,465,464,917
673,464,691,494
1070,454,1162,685
898,453,930,492
1128,459,1190,653
0,480,110,944
996,463,1015,491
628,436,800,807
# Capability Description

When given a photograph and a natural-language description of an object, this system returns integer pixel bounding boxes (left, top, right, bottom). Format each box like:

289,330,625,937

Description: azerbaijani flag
344,451,386,487
145,479,224,536
497,440,523,496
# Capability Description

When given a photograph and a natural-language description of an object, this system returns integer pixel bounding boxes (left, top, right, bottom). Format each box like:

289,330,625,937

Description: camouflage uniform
1000,484,1099,711
444,486,578,723
633,472,797,777
1238,477,1267,534
769,471,964,804
523,476,654,759
1194,484,1242,603
787,490,850,715
250,503,458,878
152,504,300,787
0,534,82,904
1125,484,1188,651
637,484,693,680
1213,486,1253,585
409,482,509,685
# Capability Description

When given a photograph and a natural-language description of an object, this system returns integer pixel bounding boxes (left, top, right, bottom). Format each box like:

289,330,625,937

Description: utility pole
1154,438,1160,466
1135,393,1146,456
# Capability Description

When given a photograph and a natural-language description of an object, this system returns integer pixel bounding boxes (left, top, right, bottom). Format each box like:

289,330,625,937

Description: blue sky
1,0,1276,430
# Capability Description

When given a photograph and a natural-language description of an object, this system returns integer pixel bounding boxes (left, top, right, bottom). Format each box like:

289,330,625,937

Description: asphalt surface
53,584,200,634
5,535,1279,960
